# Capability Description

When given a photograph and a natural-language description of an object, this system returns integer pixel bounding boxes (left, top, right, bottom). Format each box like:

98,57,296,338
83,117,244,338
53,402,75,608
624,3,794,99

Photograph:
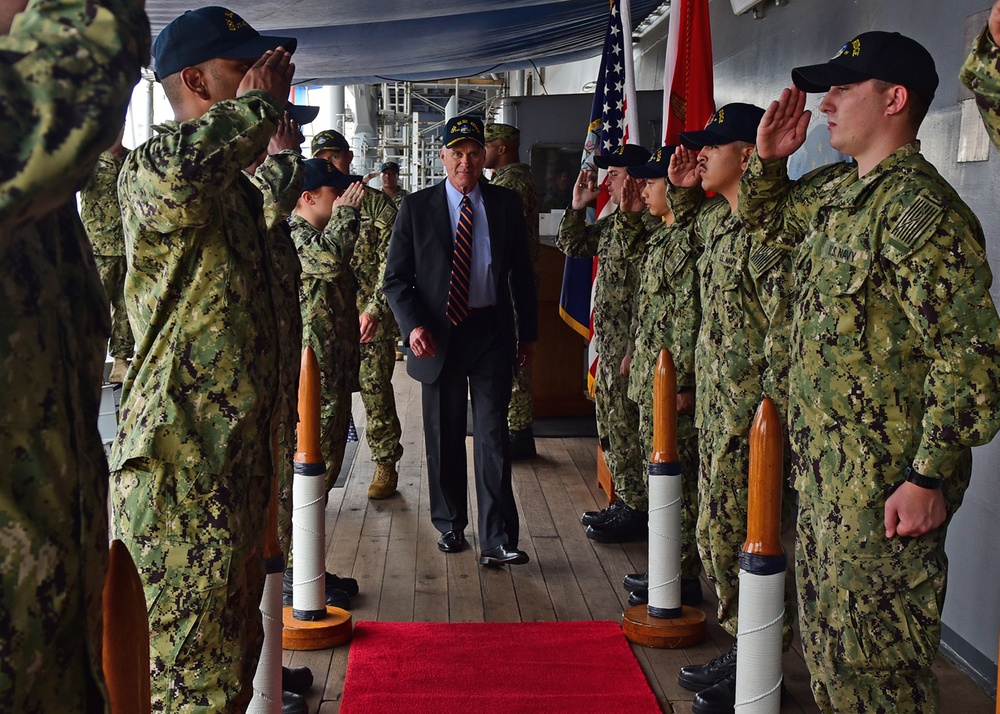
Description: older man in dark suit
384,115,538,566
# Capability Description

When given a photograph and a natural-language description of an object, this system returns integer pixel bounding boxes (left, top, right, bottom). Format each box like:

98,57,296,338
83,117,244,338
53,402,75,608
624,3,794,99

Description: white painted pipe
292,461,327,619
735,564,785,713
647,461,682,618
248,567,284,713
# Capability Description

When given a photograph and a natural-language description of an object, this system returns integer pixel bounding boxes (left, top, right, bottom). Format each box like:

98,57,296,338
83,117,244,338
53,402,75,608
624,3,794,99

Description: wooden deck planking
282,362,994,713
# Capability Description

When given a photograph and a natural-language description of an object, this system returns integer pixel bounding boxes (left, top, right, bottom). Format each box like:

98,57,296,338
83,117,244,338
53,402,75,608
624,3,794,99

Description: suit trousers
421,310,519,551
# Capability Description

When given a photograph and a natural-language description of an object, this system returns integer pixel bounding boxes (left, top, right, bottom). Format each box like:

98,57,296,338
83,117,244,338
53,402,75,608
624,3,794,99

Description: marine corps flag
558,0,639,393
661,0,715,143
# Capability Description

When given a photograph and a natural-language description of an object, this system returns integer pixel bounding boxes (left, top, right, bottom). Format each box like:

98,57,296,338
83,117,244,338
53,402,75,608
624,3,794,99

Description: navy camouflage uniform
669,184,797,642
556,207,648,509
112,88,299,711
80,148,136,362
0,0,147,709
740,142,1000,712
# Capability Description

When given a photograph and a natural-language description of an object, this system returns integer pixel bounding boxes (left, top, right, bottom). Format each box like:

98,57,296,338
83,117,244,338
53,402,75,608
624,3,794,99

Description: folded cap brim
444,136,484,148
791,63,871,94
594,155,629,169
679,129,729,150
627,164,668,179
286,104,319,125
216,34,297,62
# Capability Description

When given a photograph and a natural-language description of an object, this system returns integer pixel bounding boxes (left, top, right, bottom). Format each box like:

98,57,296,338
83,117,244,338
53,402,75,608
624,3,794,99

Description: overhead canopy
144,0,665,85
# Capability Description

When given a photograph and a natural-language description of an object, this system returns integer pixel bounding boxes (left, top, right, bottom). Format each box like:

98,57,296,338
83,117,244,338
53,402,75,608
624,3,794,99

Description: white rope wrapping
647,469,682,612
248,571,283,713
735,569,784,713
292,472,326,612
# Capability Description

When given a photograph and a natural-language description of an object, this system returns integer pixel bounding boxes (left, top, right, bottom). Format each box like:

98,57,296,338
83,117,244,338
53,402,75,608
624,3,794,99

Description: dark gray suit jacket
383,177,538,384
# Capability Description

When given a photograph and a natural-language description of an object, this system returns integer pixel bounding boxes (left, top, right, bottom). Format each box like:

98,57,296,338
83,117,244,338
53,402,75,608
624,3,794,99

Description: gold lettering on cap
225,10,248,31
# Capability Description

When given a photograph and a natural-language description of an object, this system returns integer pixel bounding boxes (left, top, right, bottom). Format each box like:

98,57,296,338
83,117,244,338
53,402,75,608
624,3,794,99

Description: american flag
559,0,639,393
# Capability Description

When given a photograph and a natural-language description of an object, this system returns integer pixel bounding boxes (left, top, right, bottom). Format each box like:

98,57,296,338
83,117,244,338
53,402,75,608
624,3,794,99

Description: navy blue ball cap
443,116,485,148
593,144,651,169
679,103,764,150
152,6,297,81
627,145,678,179
285,103,319,126
380,161,400,173
791,31,938,105
303,159,362,192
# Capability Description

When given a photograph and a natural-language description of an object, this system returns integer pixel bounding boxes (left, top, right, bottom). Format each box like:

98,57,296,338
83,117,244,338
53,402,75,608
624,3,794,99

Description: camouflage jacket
291,210,362,392
960,26,1000,151
491,162,541,285
350,185,398,341
668,186,793,437
247,152,305,465
739,144,1000,505
0,0,148,708
386,187,409,207
113,90,295,476
79,148,128,256
622,217,701,403
556,207,649,363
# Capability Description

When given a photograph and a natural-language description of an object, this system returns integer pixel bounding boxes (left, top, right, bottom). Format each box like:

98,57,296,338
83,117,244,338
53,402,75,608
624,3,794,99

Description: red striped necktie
446,195,474,325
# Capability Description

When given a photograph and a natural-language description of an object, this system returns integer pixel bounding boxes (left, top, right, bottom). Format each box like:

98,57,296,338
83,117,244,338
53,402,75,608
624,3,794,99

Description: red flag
661,0,715,143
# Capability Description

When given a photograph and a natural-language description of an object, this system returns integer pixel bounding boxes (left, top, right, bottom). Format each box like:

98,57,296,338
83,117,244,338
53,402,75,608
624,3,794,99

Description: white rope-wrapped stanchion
248,442,285,713
735,397,785,713
622,349,706,648
647,348,682,619
291,349,327,621
282,346,352,651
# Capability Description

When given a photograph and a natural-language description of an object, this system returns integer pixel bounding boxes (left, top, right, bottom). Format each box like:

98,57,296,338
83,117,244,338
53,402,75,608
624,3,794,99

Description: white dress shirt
444,180,495,308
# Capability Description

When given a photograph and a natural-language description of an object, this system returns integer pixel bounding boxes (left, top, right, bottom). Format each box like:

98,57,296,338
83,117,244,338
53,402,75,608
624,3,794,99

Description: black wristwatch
904,466,943,490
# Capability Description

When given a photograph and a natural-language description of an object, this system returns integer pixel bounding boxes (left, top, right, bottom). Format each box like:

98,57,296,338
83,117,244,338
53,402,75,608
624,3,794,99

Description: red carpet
340,620,660,713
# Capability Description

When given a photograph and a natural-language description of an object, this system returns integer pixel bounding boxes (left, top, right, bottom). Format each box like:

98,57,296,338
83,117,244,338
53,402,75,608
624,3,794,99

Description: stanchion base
622,604,707,649
281,606,353,651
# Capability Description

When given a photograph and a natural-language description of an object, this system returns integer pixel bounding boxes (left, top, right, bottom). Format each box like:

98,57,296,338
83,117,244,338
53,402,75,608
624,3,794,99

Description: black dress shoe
282,690,308,714
479,544,529,566
623,571,647,591
681,577,703,606
585,501,648,543
581,498,624,527
509,427,537,461
437,530,466,553
282,666,313,695
282,569,352,609
627,589,648,606
692,671,736,714
325,571,359,598
678,642,737,692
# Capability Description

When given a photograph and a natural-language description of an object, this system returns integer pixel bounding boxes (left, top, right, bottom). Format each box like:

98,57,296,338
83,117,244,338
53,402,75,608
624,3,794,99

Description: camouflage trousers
95,255,135,359
358,339,403,465
507,363,533,431
112,458,269,712
0,425,108,712
594,356,644,510
697,428,796,641
320,358,353,489
636,391,701,579
795,496,947,713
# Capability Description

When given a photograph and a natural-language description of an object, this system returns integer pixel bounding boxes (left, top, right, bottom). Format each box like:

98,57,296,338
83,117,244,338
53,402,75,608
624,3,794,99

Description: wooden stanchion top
296,346,322,465
651,349,678,464
744,397,783,557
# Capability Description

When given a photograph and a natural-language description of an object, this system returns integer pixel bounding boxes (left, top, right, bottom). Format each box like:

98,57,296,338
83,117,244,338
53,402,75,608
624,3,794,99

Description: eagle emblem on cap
225,10,248,31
